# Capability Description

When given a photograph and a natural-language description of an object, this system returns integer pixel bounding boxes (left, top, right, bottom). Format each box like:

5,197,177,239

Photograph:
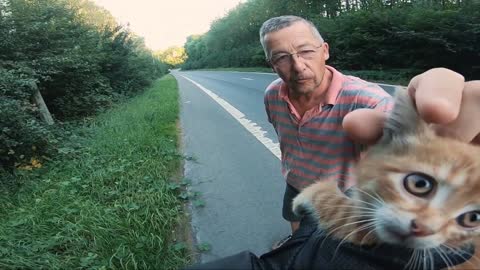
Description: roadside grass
0,75,191,269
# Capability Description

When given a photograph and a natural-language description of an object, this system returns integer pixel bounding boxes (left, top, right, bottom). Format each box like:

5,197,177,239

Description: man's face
264,22,330,96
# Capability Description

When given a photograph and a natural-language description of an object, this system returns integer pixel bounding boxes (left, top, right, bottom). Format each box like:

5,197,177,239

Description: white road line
180,75,281,160
241,78,254,80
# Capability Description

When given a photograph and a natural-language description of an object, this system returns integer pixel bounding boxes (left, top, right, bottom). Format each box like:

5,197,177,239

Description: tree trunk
32,87,54,125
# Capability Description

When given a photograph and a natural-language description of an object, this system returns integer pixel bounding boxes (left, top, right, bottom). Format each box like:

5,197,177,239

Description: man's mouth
295,78,310,83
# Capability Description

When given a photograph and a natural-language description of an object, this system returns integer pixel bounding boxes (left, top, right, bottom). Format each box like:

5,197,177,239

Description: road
172,70,398,263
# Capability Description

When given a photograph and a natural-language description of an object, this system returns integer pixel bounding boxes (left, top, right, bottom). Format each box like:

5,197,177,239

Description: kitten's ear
376,88,433,151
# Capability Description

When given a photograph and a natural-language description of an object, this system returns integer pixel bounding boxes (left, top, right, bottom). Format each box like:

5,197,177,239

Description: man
261,15,393,239
259,15,480,244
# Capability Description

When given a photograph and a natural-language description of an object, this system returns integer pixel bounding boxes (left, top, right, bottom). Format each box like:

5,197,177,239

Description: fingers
344,80,480,146
344,69,476,147
433,80,480,144
408,68,464,124
342,109,386,145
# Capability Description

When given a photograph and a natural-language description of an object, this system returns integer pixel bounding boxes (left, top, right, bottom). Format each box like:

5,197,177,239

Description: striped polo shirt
264,65,393,191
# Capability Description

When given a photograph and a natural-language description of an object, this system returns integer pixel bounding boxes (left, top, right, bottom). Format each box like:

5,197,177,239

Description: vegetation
182,0,479,82
0,0,169,174
156,46,188,68
1,1,189,267
0,76,191,269
2,0,477,268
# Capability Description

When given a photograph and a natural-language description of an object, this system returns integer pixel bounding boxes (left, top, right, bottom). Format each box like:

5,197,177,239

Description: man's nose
290,53,306,71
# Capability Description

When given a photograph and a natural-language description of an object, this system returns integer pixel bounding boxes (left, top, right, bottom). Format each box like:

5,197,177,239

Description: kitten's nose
410,219,435,237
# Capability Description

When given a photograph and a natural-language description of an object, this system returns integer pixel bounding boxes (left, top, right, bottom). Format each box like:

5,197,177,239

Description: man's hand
343,68,480,145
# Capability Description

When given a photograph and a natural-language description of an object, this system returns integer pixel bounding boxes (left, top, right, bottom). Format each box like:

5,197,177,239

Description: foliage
0,64,53,172
181,0,479,81
323,5,480,79
0,76,191,269
0,0,169,171
156,46,188,67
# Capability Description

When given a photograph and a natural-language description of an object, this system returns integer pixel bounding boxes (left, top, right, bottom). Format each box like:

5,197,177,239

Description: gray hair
259,15,324,58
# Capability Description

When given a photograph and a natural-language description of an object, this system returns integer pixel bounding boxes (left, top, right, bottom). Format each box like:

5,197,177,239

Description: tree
155,46,187,67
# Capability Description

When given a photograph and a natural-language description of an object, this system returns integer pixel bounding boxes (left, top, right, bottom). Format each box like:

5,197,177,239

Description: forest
182,0,479,83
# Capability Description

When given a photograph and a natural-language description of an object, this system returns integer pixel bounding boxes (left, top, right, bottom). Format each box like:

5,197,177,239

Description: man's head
259,16,324,58
259,16,330,96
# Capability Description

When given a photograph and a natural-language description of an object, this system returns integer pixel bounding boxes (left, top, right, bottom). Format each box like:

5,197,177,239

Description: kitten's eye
403,172,436,197
457,211,480,228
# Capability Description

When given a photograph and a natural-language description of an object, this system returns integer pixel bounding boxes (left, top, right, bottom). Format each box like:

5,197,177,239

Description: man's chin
289,80,320,94
292,87,315,95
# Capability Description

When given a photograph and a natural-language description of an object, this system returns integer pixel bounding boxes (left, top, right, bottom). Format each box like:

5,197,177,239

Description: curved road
172,70,397,263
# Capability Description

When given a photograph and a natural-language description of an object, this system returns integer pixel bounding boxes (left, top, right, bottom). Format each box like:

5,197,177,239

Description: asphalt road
172,70,398,263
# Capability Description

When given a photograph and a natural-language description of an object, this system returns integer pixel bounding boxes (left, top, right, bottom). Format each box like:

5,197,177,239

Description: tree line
182,0,479,82
1,0,169,175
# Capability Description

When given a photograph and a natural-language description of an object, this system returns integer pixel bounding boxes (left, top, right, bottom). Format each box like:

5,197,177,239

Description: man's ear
323,42,330,61
266,59,274,71
375,88,433,152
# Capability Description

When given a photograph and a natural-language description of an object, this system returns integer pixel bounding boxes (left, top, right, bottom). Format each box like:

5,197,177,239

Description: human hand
343,68,480,145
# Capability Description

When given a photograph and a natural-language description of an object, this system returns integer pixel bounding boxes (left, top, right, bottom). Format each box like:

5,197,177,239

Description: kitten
292,88,480,269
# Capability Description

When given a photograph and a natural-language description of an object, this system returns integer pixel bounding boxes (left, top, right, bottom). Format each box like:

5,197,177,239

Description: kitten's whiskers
323,213,375,224
427,249,435,270
441,243,480,267
358,221,383,245
433,246,455,270
332,221,377,259
313,203,377,213
350,186,386,206
404,249,420,270
325,191,382,209
320,218,377,248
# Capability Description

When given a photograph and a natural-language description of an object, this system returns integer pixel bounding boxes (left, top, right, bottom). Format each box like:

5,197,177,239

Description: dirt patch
172,120,200,266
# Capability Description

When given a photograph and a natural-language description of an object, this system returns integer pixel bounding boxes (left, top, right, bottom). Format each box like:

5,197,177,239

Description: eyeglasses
269,44,323,67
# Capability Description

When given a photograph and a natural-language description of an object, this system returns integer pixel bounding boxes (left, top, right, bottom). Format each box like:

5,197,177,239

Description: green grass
0,75,191,269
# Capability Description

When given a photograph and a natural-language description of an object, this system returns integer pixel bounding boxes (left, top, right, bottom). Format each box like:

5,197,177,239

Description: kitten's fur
293,88,480,269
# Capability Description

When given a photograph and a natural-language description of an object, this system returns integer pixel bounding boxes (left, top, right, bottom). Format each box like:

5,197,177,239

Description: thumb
343,109,387,145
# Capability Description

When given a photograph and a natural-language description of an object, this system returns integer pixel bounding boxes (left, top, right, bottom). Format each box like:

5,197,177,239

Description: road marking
180,75,281,160
241,77,254,80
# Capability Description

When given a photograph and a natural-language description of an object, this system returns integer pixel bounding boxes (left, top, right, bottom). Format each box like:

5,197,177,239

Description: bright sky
92,0,245,51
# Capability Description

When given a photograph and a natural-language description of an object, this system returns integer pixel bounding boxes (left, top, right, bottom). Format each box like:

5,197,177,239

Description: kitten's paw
292,193,312,217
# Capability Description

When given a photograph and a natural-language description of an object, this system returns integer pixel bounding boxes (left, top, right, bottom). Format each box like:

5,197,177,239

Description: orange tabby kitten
292,88,480,269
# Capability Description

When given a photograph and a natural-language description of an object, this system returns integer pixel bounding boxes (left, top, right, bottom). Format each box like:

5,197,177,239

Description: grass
0,75,191,269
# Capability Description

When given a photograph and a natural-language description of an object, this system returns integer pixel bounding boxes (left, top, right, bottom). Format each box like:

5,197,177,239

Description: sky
92,0,245,51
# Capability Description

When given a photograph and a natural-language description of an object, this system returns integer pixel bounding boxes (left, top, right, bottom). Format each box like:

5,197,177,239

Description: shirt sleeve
373,96,394,113
264,94,273,124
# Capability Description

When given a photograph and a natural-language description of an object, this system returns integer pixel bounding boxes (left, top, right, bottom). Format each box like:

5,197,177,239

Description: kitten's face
355,137,480,249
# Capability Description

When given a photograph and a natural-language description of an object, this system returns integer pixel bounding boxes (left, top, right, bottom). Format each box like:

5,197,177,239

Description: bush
0,0,169,175
0,66,52,170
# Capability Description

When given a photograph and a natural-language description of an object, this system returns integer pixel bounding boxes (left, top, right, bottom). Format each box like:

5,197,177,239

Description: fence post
32,84,54,125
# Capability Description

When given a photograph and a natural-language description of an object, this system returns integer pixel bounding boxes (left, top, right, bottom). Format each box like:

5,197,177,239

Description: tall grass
0,75,190,269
